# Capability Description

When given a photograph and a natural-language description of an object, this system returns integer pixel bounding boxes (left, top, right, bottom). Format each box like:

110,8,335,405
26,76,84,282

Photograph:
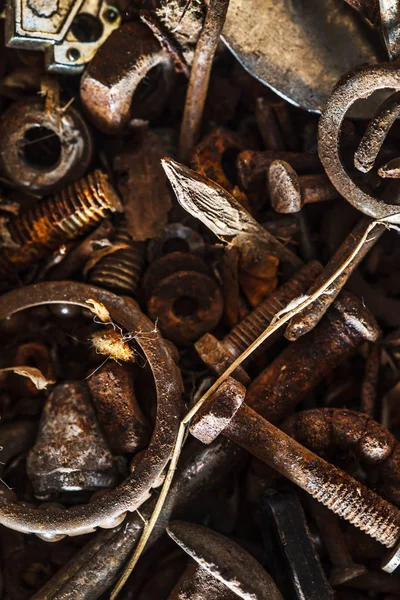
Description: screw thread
224,261,321,358
6,171,122,269
89,223,145,296
308,463,400,547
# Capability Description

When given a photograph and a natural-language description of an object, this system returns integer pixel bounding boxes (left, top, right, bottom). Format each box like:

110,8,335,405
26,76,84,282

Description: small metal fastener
247,292,380,424
0,281,183,537
319,62,400,223
195,261,322,385
87,361,151,455
88,220,145,297
27,381,117,497
237,149,322,194
0,170,122,276
147,269,224,346
268,160,339,214
0,97,93,194
189,377,400,547
167,520,284,600
80,22,174,134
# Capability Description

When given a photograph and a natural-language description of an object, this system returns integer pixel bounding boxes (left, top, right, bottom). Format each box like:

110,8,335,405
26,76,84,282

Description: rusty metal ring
318,63,400,223
0,98,93,195
0,281,183,537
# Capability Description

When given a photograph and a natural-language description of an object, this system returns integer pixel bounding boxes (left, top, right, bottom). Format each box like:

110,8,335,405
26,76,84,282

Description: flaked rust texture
282,408,400,505
87,362,151,455
247,292,380,423
27,381,117,496
88,222,145,296
2,171,122,271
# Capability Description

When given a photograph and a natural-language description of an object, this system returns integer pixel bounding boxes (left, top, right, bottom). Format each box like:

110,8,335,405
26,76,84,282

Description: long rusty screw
88,220,145,297
195,261,322,385
167,521,284,600
246,292,380,423
190,378,400,548
178,0,231,162
1,170,122,273
268,160,339,214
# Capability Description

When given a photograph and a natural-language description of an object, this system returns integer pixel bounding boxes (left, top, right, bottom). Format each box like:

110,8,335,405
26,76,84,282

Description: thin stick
178,0,230,162
111,217,395,598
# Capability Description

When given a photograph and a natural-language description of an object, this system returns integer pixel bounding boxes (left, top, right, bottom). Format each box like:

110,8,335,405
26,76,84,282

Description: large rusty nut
0,282,183,537
147,270,224,346
146,223,205,263
80,22,173,134
141,251,210,302
0,98,93,195
190,378,246,444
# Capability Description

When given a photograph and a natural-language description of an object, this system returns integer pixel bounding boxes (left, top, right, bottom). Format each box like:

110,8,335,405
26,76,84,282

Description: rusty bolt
189,378,400,548
0,171,122,276
195,261,322,385
88,220,145,297
167,520,284,600
27,381,117,497
268,160,339,214
87,361,151,455
246,292,380,424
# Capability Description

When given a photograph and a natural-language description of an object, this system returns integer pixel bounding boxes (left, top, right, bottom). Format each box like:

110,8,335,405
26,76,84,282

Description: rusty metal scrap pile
3,0,400,598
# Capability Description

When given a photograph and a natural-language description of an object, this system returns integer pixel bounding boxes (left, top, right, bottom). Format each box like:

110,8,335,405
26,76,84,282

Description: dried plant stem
111,217,391,598
178,0,230,162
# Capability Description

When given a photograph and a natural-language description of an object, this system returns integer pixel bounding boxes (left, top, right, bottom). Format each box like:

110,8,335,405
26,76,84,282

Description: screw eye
67,48,81,62
103,7,119,23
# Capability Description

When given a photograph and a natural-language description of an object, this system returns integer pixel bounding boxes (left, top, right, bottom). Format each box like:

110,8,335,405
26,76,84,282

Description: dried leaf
161,157,302,267
0,366,55,390
85,299,111,323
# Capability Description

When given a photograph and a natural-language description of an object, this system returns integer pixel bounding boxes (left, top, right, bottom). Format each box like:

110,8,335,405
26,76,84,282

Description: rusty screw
189,378,400,548
167,520,284,600
87,361,151,455
246,292,380,424
268,160,339,214
88,220,145,297
1,170,122,274
195,260,322,385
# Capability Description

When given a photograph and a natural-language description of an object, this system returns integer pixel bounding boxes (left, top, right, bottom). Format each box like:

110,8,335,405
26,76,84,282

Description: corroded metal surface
0,281,183,537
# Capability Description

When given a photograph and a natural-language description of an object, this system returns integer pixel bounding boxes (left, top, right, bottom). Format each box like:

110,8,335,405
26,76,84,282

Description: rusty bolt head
190,378,246,445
